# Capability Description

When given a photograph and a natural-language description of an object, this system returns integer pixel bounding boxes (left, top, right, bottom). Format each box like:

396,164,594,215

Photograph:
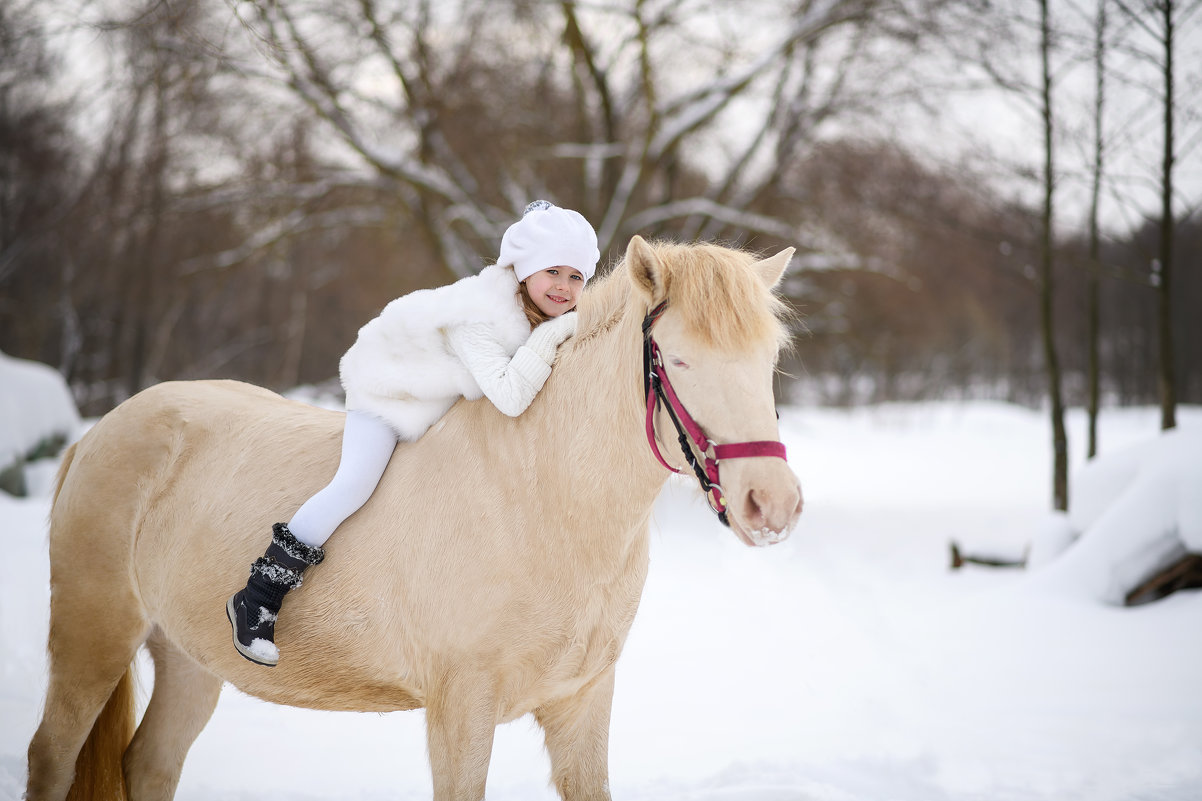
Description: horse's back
57,380,337,537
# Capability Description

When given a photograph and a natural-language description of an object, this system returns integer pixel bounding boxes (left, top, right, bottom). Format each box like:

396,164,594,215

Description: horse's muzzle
727,471,803,547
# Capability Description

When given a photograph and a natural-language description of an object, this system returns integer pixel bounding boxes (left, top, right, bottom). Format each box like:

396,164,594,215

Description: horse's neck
529,297,667,532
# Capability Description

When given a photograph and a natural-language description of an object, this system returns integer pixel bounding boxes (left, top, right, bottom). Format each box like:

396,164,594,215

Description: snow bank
0,352,80,493
1025,427,1202,604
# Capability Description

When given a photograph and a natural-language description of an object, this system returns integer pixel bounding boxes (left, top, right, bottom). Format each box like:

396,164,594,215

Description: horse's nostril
746,489,765,524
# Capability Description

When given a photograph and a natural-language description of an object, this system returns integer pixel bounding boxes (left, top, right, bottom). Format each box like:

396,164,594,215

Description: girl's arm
446,314,577,417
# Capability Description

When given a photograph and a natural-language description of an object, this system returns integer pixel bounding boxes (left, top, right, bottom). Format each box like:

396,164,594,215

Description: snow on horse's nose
732,468,803,547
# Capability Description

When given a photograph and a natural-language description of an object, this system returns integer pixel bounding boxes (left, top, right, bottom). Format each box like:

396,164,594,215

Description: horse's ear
626,235,665,302
752,247,794,289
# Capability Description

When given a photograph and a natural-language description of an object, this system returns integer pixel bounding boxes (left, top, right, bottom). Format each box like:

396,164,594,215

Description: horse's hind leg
123,628,223,801
25,587,149,801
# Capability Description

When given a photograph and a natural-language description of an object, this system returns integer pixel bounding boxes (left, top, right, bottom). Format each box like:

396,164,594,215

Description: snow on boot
227,522,325,667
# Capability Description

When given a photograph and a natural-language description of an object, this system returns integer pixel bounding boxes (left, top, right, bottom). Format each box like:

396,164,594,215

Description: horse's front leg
535,668,616,801
425,674,498,801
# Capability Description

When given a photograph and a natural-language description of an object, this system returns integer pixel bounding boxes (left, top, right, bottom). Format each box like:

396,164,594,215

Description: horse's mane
575,240,789,352
572,256,631,347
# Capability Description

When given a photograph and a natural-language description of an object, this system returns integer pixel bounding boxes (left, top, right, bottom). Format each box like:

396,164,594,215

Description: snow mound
0,353,79,459
0,352,80,486
1025,427,1202,604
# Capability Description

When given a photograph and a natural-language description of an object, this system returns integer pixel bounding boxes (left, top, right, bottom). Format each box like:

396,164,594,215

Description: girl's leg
287,409,399,547
227,410,397,667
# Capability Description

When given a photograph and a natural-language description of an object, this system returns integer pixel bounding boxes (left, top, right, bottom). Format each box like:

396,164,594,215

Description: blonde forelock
648,241,788,352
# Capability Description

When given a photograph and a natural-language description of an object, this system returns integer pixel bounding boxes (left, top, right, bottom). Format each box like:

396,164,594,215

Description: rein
641,301,788,527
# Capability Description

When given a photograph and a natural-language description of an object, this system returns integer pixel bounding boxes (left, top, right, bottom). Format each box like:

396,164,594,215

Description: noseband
641,301,788,527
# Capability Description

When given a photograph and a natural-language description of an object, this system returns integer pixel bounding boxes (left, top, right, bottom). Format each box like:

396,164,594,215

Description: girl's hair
518,282,553,327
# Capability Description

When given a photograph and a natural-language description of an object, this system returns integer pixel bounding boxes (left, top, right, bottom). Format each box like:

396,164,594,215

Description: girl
227,200,599,667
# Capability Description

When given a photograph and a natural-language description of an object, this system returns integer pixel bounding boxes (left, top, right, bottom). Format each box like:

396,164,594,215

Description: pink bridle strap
644,384,681,474
714,441,788,460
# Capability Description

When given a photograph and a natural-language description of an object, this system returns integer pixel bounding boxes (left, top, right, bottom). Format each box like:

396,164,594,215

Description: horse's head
626,235,803,546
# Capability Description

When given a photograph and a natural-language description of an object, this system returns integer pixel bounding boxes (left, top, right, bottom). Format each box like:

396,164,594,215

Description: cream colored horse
25,236,802,801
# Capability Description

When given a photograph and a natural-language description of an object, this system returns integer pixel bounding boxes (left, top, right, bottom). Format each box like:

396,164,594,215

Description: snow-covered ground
2,398,1200,801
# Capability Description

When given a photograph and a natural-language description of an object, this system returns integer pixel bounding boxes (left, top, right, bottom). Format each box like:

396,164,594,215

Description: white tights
287,410,400,548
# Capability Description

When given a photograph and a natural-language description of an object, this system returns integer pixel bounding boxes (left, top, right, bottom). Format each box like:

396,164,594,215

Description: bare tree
1038,0,1069,510
1153,0,1179,431
1085,0,1108,459
940,0,1073,508
1111,0,1202,430
0,1,81,364
184,0,952,279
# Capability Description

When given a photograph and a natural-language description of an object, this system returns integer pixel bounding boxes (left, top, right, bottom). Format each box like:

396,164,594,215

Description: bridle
641,301,788,527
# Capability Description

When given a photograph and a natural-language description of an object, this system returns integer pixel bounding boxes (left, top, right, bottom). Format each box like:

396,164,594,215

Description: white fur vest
339,264,532,440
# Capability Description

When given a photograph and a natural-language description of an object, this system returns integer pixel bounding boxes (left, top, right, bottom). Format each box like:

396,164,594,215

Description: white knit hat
498,200,600,283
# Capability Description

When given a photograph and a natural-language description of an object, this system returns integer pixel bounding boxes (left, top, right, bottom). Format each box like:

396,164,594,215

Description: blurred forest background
2,0,1199,435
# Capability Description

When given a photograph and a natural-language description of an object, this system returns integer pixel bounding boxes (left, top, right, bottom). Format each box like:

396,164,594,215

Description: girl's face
523,266,585,318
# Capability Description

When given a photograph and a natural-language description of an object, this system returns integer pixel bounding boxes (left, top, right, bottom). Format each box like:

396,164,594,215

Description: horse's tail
48,440,136,800
64,664,137,801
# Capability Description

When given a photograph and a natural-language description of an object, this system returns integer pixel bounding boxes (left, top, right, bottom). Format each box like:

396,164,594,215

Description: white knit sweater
339,264,565,441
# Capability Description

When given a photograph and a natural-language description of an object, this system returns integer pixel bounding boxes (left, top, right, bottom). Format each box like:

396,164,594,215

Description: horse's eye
669,357,689,369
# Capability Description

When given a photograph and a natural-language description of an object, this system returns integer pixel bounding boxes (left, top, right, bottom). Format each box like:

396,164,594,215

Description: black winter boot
227,522,325,667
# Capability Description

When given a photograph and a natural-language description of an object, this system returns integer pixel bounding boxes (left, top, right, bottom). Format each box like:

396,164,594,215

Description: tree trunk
1086,0,1107,460
1040,0,1068,511
1157,0,1177,431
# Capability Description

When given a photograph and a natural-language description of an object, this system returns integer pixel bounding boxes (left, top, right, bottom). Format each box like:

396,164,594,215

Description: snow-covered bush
0,351,80,496
1025,427,1202,604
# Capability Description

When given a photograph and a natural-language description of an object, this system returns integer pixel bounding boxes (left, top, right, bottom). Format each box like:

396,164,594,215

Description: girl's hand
524,312,578,364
